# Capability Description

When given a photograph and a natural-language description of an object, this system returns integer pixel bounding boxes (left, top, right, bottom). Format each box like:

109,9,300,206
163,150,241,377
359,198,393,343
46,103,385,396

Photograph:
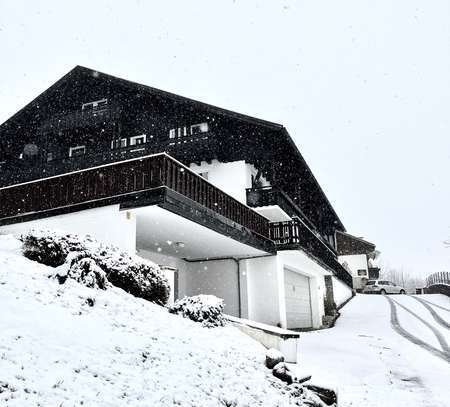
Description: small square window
69,145,86,157
130,134,147,146
120,138,127,148
357,270,367,276
169,129,176,139
47,152,53,162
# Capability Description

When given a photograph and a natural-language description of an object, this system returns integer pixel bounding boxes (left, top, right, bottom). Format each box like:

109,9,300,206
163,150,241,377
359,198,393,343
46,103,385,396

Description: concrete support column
324,275,335,315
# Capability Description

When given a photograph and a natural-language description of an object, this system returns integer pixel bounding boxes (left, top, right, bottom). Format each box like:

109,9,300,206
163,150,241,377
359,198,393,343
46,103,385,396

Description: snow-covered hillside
0,235,302,406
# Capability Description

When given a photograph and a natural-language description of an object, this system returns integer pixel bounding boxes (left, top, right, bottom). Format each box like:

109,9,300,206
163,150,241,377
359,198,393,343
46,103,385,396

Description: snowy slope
297,294,450,407
0,235,299,407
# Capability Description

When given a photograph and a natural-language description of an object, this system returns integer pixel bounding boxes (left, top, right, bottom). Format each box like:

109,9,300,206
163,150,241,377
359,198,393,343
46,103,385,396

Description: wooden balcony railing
270,218,353,287
247,186,333,250
246,186,301,217
0,153,270,239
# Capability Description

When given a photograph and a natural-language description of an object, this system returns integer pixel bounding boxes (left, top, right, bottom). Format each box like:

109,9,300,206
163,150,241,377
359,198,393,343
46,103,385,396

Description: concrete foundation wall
332,276,353,307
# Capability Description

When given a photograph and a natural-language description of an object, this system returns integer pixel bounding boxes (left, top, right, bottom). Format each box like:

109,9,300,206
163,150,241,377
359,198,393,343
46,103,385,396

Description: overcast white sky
0,0,449,277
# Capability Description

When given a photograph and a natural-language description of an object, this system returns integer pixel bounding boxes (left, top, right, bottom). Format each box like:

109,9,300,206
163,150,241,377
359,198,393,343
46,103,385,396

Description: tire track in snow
410,296,450,330
390,297,449,353
415,297,450,313
384,296,450,363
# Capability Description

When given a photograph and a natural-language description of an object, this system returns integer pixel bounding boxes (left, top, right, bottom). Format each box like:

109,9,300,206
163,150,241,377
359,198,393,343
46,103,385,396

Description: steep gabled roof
0,65,346,231
335,230,375,256
0,66,80,132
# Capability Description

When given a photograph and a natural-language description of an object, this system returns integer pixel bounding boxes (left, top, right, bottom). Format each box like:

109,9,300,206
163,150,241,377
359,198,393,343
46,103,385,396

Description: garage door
284,269,312,329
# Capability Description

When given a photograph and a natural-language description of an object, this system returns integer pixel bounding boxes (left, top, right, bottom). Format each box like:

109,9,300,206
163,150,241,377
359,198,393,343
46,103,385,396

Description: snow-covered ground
2,232,449,407
0,235,305,406
298,294,450,407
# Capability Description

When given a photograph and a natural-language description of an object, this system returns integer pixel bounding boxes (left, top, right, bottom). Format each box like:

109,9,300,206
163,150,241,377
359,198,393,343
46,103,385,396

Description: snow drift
0,234,322,406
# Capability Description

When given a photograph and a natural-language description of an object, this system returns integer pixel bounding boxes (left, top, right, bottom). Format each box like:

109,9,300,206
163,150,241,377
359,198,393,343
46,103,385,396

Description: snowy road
385,295,450,363
297,294,450,407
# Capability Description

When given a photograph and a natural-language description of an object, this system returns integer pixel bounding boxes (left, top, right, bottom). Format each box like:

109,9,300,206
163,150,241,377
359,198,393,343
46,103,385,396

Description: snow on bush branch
20,229,170,305
168,294,225,327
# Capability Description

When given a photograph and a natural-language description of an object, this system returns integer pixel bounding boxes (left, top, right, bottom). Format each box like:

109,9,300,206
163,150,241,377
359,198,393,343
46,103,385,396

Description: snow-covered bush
168,294,225,327
21,229,77,267
66,245,170,304
94,250,170,305
20,229,170,305
67,257,108,290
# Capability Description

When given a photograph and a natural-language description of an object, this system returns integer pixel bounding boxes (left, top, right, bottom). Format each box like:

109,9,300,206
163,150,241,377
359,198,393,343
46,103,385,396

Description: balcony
247,186,326,240
246,186,299,217
0,153,271,244
270,219,353,287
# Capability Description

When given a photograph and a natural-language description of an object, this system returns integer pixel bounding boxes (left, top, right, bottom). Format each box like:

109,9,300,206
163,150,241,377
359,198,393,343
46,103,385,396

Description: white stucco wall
338,254,368,276
0,205,137,253
185,259,240,317
338,254,369,290
241,250,331,329
138,251,241,317
241,255,282,327
332,276,353,307
138,247,333,329
189,159,269,204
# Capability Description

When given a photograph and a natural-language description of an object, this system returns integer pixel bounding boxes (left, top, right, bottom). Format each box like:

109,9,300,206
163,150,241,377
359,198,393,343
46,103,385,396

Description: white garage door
284,269,313,329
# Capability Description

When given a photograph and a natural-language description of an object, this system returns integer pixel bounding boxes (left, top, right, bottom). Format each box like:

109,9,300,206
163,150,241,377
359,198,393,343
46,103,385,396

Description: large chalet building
0,66,377,329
